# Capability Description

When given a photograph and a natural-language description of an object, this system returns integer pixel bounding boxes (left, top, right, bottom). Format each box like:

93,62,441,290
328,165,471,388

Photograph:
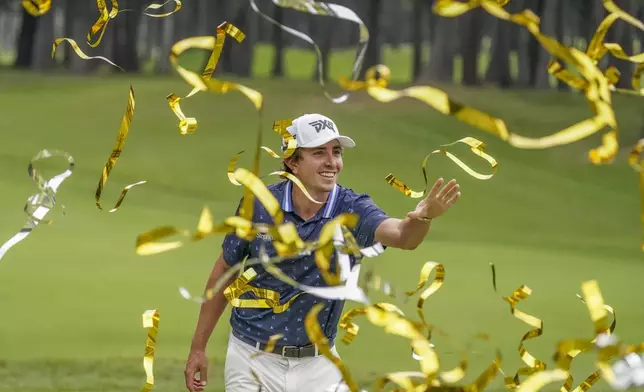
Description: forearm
190,255,234,352
397,216,432,250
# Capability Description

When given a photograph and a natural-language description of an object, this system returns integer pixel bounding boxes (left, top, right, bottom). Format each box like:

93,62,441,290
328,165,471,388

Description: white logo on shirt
256,233,273,242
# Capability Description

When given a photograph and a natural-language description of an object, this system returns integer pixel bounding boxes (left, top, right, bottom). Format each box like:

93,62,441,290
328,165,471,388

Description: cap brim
299,135,356,149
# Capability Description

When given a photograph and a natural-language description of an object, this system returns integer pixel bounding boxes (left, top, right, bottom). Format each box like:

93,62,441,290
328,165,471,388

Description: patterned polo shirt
222,180,389,347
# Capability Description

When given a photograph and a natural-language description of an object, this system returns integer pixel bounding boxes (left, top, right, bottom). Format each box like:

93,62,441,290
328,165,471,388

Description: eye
314,151,324,156
334,150,342,156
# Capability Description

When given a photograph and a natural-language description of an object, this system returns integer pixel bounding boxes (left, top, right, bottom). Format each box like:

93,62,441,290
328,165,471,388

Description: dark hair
282,148,301,174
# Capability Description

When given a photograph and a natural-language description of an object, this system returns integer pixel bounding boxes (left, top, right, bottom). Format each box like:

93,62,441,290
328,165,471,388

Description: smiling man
184,113,461,392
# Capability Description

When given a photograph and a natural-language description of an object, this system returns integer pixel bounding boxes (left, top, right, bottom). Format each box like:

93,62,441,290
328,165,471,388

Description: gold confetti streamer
166,22,244,135
490,263,545,389
386,137,496,199
87,0,119,48
141,0,182,17
306,303,361,392
578,280,620,384
87,0,183,48
51,38,124,71
0,150,74,262
257,118,297,159
224,268,303,313
548,8,643,97
21,0,51,16
95,86,146,212
514,370,570,392
602,0,644,32
140,309,160,392
315,213,359,285
168,23,264,224
250,0,368,103
554,293,616,392
225,149,323,204
359,1,615,166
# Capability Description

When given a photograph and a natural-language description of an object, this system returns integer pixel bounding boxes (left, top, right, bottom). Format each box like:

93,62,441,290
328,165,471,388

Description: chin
317,182,336,192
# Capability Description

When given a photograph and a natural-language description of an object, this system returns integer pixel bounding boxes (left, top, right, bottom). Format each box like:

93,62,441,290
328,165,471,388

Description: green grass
0,58,643,392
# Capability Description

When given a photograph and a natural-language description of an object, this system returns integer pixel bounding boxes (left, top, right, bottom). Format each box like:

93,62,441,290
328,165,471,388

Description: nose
323,152,336,168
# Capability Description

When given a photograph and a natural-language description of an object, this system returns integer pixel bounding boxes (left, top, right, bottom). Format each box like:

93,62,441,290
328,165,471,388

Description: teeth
320,172,335,178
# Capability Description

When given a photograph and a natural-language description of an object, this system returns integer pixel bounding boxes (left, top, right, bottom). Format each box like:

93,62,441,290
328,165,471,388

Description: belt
232,330,331,358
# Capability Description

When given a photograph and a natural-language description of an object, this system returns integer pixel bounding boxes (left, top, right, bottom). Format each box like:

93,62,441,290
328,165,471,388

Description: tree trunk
312,14,333,82
460,7,484,86
14,7,39,69
411,0,424,81
154,15,174,74
607,0,637,89
423,13,458,82
67,1,94,74
31,4,55,71
112,4,142,73
271,4,284,78
221,2,255,77
485,16,512,87
516,0,545,87
534,0,559,89
360,0,382,79
555,0,568,91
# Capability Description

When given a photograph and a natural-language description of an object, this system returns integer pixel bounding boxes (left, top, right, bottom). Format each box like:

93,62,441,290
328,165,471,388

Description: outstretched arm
375,178,460,250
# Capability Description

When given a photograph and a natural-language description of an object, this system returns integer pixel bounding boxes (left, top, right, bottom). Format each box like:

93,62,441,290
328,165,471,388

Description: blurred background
1,0,642,86
0,1,643,392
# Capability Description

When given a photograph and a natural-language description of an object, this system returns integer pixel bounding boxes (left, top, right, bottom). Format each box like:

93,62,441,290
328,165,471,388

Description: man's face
289,140,344,193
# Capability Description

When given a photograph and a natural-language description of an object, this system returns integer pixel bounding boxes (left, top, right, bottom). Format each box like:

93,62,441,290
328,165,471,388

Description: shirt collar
281,180,339,219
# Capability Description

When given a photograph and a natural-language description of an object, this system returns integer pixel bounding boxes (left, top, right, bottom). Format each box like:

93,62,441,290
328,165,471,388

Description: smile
319,172,335,179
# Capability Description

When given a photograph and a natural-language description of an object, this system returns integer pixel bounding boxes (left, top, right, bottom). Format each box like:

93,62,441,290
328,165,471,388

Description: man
184,113,461,392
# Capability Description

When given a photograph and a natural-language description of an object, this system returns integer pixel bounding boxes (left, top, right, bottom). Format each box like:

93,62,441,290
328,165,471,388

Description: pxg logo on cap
308,119,336,133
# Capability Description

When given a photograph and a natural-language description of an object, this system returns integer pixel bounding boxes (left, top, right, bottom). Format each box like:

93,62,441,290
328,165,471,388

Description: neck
291,181,332,221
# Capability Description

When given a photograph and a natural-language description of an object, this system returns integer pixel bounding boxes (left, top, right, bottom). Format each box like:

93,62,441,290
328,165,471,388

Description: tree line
0,0,642,89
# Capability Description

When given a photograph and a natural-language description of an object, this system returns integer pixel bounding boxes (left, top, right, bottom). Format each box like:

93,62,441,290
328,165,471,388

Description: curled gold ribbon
95,86,146,212
514,370,570,392
226,149,323,205
166,22,244,135
420,1,618,165
386,137,497,198
0,150,74,262
224,268,303,313
260,118,297,159
21,0,51,16
250,0,368,103
140,309,160,392
315,213,359,285
306,303,361,392
548,7,643,97
169,24,264,223
87,0,182,48
578,280,621,385
490,264,546,389
51,38,124,71
555,293,616,392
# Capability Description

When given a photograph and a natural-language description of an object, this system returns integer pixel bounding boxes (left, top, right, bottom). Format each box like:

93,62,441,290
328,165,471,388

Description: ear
284,156,299,173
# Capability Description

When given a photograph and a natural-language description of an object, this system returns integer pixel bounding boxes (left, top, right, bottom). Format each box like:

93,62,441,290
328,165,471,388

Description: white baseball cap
282,113,356,150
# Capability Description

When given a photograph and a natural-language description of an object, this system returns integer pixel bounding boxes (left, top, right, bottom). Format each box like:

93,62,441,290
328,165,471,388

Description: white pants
224,332,344,392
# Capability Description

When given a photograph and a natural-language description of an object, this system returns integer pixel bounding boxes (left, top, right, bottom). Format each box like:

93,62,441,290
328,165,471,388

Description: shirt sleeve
351,194,390,248
221,199,251,267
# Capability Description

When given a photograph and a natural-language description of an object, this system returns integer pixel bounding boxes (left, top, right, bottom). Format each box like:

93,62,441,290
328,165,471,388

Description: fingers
185,367,196,392
436,178,458,199
442,183,460,201
193,367,208,392
447,191,461,205
427,177,445,198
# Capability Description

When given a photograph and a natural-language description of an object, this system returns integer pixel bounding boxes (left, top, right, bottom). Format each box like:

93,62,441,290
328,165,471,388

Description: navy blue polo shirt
222,180,389,347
